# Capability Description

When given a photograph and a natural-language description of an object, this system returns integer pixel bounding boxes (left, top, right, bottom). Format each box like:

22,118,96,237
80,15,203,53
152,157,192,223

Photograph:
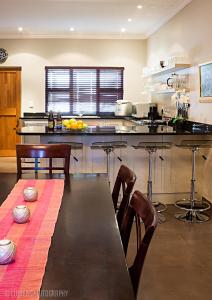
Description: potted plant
170,116,187,132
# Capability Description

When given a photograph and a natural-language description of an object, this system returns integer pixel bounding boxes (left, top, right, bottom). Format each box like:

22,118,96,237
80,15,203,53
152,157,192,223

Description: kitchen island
18,115,212,136
17,118,212,204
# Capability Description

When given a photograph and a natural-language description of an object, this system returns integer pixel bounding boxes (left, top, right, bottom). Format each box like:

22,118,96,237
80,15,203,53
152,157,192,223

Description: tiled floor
1,158,212,300
127,206,212,300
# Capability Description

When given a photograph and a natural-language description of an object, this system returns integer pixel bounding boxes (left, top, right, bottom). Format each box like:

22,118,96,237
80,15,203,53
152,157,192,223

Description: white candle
23,187,38,202
0,239,16,264
13,205,30,223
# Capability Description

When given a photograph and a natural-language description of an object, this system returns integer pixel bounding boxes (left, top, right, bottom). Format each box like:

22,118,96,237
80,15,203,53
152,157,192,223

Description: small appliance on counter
132,103,150,118
114,100,133,116
148,104,160,121
132,103,160,120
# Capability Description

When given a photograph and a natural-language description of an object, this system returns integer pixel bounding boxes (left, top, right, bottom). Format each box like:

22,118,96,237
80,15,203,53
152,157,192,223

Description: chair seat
132,142,172,150
48,141,83,150
175,140,212,149
91,141,127,150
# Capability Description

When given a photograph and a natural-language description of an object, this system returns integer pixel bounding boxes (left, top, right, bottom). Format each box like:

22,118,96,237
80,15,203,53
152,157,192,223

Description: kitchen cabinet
38,133,210,205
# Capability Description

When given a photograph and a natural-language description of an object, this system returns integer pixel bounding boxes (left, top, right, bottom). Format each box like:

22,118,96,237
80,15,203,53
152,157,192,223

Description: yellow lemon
63,119,69,126
77,124,83,130
70,122,78,129
69,118,76,124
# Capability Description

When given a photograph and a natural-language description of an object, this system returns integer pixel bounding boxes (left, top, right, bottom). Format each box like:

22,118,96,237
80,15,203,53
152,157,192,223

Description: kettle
167,73,179,89
167,73,186,90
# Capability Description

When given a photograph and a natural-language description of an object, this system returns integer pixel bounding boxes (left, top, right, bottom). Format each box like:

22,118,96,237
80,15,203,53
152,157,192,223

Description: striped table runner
0,179,64,300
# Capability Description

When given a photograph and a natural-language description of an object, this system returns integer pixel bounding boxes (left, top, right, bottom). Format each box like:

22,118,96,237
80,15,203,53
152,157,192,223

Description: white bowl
0,239,16,264
13,205,30,223
23,187,38,202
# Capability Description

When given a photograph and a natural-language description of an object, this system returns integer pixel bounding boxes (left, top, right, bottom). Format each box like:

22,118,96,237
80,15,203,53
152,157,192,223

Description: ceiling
0,0,192,39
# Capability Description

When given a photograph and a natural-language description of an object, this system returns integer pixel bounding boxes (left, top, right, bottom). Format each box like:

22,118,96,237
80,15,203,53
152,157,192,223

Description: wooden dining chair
112,165,136,229
120,190,158,296
16,144,71,179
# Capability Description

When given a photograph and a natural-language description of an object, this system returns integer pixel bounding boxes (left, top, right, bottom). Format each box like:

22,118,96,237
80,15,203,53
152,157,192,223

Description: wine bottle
48,111,54,130
56,112,62,130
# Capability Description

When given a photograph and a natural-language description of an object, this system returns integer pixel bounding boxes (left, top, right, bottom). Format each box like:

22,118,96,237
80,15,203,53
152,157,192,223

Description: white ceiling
0,0,192,39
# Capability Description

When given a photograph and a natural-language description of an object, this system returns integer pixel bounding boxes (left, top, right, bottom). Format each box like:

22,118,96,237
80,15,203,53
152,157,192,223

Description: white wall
147,0,212,201
147,0,212,124
0,38,146,114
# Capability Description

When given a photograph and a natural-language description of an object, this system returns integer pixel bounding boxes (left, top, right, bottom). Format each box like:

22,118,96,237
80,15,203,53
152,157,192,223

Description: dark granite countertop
20,114,133,120
16,123,212,136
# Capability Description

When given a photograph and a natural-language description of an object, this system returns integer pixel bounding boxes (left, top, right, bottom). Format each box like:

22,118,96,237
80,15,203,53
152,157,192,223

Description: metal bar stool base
132,142,172,224
158,213,166,223
175,140,212,223
175,210,209,223
153,202,167,213
175,199,210,212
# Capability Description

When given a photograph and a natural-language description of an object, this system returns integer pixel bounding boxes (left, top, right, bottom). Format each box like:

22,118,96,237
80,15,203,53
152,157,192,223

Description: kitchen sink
133,119,164,125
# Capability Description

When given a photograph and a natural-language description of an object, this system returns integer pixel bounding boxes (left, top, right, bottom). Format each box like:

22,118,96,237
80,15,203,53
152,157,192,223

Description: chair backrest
120,191,158,296
112,165,136,228
16,144,71,179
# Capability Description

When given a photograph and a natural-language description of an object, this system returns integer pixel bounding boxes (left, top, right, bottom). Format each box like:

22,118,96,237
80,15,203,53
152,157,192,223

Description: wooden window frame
45,66,124,115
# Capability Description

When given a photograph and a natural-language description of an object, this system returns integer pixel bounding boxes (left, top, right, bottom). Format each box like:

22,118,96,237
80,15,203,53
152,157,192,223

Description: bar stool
48,141,83,162
132,142,172,223
90,141,127,183
175,140,212,223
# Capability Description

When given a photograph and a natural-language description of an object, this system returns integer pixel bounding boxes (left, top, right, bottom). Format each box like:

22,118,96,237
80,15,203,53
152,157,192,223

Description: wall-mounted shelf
152,88,190,94
143,63,191,78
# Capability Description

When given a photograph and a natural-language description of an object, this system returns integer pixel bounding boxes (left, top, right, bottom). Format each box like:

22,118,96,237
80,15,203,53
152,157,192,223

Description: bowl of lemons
63,119,88,130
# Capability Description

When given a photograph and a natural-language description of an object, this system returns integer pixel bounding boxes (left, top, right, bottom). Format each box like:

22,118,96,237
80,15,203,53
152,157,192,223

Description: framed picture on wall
199,61,212,102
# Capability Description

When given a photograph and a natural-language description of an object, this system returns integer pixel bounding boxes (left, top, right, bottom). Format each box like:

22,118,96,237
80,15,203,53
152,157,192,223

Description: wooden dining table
0,173,135,300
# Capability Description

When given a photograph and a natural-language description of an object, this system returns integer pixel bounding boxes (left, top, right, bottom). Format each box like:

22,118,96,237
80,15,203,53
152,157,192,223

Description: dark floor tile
127,204,212,300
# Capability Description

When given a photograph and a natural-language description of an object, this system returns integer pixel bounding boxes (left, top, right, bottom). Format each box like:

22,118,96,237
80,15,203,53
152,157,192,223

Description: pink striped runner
0,179,64,300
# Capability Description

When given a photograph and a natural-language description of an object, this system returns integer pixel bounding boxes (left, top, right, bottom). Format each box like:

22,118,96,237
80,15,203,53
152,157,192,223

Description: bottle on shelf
48,111,54,130
55,112,62,130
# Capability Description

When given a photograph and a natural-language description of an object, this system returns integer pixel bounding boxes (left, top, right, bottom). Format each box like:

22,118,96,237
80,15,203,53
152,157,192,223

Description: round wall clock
0,48,8,63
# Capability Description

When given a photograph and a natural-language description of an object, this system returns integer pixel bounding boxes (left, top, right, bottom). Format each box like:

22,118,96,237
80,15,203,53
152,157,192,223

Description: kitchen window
45,67,124,115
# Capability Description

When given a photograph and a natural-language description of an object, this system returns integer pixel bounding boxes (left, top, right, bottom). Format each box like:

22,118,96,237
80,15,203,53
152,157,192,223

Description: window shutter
98,69,123,114
72,69,97,115
45,67,124,115
46,68,71,114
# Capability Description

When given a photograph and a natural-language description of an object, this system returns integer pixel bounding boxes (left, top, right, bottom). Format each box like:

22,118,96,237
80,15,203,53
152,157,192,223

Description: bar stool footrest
153,202,167,213
175,199,210,212
157,212,166,223
175,210,210,223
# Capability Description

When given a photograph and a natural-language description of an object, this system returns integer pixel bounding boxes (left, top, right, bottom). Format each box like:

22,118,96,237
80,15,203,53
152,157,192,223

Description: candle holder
0,239,16,264
23,187,38,202
13,205,30,224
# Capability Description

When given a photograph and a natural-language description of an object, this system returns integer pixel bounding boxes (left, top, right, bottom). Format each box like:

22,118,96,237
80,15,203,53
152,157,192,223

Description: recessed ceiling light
137,5,143,9
121,28,126,33
18,27,23,32
128,18,132,22
70,27,75,32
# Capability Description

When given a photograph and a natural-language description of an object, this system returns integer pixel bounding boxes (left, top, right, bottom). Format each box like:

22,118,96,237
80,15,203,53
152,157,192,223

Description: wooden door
0,67,21,156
